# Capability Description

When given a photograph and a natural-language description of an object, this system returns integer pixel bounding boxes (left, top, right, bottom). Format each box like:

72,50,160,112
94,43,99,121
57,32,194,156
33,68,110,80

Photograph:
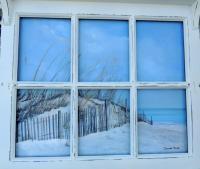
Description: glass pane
78,19,129,82
16,89,71,157
78,89,130,155
137,89,188,154
136,21,185,82
18,18,71,82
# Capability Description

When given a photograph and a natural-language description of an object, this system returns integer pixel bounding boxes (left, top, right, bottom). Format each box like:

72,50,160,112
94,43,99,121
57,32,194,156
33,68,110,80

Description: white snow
16,122,187,157
16,139,70,157
138,122,188,154
16,124,130,157
79,124,130,156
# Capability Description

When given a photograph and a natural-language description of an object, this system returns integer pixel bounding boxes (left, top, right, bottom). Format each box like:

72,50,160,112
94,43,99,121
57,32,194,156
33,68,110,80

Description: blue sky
138,89,186,109
137,21,185,82
18,19,185,83
78,19,129,82
18,18,71,82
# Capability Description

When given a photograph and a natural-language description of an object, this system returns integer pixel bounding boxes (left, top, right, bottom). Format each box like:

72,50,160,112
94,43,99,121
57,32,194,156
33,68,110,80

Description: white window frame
10,13,193,162
0,1,198,169
0,8,2,56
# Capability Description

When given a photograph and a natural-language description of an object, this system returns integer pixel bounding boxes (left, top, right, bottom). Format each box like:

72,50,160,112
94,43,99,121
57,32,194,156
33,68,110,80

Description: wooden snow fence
17,109,70,142
78,100,129,137
138,112,153,125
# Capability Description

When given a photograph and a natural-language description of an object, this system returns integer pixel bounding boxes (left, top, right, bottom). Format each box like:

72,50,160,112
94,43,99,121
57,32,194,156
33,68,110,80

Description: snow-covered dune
79,123,130,156
16,139,70,157
138,122,188,154
16,124,130,157
16,122,187,157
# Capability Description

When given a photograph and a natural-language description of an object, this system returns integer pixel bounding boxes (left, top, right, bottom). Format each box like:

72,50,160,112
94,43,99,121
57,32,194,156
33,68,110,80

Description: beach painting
136,21,185,82
137,89,188,154
78,89,130,156
78,19,129,82
18,18,71,82
15,89,71,157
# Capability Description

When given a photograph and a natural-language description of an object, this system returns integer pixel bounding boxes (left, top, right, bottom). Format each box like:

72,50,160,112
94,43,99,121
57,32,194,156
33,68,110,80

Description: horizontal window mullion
136,82,189,89
137,152,189,159
16,82,73,89
76,82,133,88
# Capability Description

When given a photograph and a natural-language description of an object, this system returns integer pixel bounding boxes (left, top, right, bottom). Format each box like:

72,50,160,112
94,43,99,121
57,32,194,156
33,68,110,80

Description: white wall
0,1,199,169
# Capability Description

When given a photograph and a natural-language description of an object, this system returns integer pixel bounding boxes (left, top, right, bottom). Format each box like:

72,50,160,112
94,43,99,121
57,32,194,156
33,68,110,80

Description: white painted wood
0,0,199,169
0,19,15,167
0,0,12,25
187,11,200,163
71,15,77,159
192,0,200,29
14,0,196,6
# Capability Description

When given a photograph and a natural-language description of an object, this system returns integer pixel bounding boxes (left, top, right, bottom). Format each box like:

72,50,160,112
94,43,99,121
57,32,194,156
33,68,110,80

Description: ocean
138,108,187,124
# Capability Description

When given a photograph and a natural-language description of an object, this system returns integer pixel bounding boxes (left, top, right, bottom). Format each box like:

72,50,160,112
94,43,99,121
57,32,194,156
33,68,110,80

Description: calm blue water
138,108,187,124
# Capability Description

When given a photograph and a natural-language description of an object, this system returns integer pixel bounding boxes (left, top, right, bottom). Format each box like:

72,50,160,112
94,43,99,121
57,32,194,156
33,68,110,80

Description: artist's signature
163,146,180,150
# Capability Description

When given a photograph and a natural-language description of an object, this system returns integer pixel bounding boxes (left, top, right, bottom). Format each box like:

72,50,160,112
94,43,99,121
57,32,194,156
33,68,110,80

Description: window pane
136,21,185,82
137,89,188,154
78,19,129,82
18,18,71,82
16,89,71,157
78,89,130,155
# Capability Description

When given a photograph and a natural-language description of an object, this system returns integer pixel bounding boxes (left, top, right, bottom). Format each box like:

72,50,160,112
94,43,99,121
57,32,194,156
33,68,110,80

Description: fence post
104,100,108,131
36,118,39,140
151,116,153,125
33,118,36,140
20,122,23,142
58,110,61,139
125,98,128,123
52,114,55,139
48,116,50,139
26,118,30,140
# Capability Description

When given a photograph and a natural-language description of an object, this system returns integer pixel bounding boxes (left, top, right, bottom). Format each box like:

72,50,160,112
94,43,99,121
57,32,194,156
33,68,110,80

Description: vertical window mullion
183,19,190,84
186,87,193,156
183,20,193,156
130,86,136,157
71,15,78,159
130,16,136,158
